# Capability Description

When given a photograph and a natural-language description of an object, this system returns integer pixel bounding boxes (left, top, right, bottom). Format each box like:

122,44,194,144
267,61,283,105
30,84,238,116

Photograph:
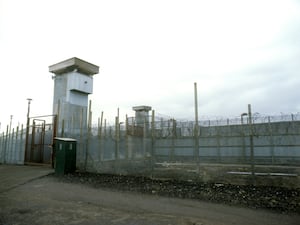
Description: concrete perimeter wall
1,120,300,188
154,121,300,165
80,120,300,188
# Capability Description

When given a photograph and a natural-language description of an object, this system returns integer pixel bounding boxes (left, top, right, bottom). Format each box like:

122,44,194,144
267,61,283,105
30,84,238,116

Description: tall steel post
24,98,32,164
9,115,13,134
194,82,200,171
248,104,255,179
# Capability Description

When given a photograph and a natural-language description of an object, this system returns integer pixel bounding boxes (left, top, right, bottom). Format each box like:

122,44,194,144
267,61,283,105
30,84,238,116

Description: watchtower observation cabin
49,57,99,136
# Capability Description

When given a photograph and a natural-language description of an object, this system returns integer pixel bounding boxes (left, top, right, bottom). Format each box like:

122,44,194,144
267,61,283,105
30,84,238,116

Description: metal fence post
9,128,15,163
248,104,255,180
194,82,200,172
151,110,156,177
19,124,24,164
216,126,221,163
125,115,129,160
143,118,147,158
15,126,19,164
85,100,92,170
0,132,4,163
171,119,176,162
115,116,119,160
268,116,275,164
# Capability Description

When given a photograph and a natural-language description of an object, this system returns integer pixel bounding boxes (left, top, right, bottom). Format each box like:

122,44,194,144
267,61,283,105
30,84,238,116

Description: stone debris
52,172,300,214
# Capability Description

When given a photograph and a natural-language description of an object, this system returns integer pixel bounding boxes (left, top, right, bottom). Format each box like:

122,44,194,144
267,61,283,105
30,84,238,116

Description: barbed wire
1,112,299,138
87,113,300,138
125,113,300,127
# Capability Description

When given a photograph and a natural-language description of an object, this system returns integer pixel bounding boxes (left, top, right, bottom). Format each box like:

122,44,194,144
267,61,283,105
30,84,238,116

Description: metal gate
24,115,57,165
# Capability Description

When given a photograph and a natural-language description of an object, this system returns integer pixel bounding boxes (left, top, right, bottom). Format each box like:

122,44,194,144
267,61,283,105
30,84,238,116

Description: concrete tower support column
49,57,99,136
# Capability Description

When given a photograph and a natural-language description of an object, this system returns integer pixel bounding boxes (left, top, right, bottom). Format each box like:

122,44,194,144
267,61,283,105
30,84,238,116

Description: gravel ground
52,172,300,214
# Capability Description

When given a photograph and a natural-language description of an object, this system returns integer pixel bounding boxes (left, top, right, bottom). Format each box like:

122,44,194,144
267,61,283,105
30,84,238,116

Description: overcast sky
0,0,300,130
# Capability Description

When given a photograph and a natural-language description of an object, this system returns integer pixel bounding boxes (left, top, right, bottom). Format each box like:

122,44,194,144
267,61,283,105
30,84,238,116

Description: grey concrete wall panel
174,147,193,156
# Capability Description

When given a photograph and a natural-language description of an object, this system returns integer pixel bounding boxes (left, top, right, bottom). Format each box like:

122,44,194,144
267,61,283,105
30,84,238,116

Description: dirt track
0,172,299,225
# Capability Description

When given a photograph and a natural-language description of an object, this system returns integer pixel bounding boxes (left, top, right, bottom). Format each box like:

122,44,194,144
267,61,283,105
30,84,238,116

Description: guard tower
132,105,152,126
132,105,152,136
49,57,99,135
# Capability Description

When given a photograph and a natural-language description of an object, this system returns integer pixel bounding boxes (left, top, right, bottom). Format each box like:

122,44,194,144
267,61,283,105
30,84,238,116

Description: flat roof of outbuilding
54,137,77,142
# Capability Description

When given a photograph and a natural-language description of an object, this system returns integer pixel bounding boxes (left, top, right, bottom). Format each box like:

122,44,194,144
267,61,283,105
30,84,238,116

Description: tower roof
132,106,152,112
49,57,99,75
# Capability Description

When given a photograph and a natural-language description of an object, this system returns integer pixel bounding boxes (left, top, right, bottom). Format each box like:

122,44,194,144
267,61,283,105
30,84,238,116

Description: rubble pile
54,172,300,214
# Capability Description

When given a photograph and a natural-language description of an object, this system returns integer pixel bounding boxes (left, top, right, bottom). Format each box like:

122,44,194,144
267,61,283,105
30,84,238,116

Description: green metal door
54,138,77,175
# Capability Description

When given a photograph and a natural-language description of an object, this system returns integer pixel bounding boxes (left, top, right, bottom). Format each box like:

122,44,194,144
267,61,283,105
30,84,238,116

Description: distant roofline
49,57,99,75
